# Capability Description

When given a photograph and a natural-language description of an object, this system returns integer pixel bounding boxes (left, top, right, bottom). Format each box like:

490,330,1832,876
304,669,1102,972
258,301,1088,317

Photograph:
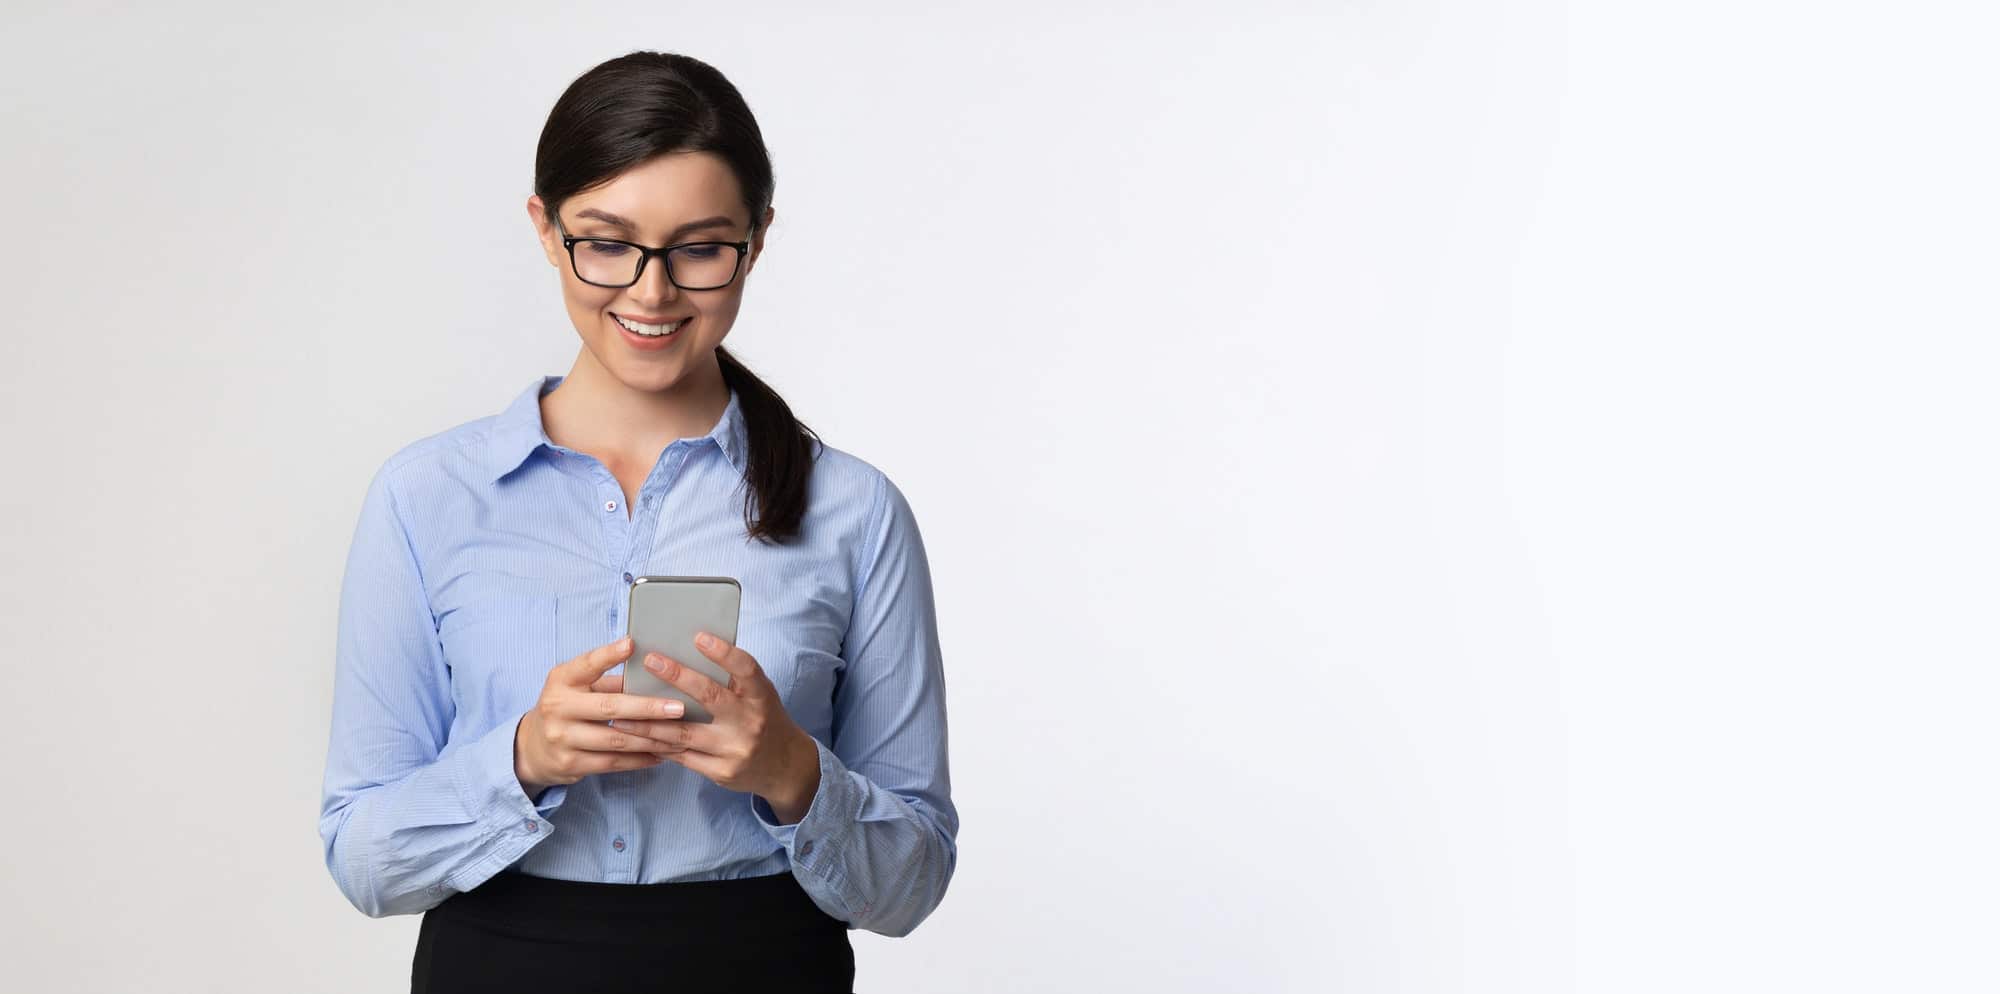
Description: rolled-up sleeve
317,460,569,918
750,471,959,937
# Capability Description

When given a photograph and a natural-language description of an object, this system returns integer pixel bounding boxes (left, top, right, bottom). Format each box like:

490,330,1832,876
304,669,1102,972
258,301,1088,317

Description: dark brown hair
533,51,818,544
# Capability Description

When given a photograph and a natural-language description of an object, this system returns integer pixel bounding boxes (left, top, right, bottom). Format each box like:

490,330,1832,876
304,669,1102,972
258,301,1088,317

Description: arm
750,472,960,938
316,462,570,918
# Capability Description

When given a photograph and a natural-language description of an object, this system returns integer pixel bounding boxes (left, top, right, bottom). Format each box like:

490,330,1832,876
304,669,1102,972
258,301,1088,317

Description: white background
2,2,1994,991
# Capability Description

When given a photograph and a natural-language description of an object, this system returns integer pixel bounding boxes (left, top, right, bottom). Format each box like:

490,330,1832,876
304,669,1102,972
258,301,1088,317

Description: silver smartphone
624,575,742,724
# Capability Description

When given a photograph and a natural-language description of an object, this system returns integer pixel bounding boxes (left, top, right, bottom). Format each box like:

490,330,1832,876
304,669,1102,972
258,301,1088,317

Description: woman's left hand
606,632,820,818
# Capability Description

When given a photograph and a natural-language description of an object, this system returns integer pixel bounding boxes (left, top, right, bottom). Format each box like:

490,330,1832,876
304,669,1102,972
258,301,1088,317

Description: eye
583,240,632,257
679,245,722,259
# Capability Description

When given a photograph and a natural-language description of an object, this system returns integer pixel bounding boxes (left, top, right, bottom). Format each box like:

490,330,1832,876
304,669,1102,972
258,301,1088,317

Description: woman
316,51,958,993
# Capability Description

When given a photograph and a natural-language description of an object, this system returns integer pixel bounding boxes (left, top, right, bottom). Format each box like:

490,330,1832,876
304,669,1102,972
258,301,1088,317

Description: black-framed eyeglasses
553,215,751,290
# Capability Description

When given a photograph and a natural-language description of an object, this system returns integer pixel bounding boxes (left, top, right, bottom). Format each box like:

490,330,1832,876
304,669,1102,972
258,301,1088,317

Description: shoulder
804,440,928,584
805,438,909,527
364,411,504,502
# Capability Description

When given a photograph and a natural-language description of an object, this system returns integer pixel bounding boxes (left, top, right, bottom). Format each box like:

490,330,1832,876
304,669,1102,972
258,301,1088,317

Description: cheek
567,294,618,332
693,297,745,340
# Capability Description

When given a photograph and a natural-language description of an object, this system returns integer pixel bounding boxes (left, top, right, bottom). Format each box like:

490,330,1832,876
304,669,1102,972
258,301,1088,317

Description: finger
641,651,734,714
566,635,634,686
563,689,691,723
568,722,701,755
656,748,724,780
584,750,671,774
608,717,719,754
588,673,626,695
692,632,773,700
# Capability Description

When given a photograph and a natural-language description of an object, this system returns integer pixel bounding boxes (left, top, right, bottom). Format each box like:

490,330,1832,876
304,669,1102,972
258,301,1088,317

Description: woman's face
528,151,773,394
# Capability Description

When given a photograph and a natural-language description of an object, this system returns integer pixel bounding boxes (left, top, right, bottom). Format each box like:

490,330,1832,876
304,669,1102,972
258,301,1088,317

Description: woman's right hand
514,635,689,794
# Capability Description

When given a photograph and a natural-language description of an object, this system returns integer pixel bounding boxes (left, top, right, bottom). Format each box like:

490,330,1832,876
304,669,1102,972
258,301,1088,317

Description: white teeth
615,314,685,336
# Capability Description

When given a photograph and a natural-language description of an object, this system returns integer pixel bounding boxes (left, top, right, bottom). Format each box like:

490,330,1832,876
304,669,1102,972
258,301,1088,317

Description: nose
630,252,681,306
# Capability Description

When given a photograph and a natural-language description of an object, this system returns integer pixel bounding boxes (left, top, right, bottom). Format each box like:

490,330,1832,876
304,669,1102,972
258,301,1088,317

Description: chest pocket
437,577,557,718
735,586,846,737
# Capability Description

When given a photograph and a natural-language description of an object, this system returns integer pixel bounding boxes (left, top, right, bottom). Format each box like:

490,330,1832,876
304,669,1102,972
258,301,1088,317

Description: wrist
514,713,550,798
763,729,822,825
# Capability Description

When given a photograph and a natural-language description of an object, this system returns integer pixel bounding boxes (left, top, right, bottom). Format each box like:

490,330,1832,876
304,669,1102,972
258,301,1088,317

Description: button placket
587,464,631,621
625,454,679,596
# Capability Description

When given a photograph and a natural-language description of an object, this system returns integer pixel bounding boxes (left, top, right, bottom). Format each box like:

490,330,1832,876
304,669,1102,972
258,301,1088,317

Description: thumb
567,635,634,687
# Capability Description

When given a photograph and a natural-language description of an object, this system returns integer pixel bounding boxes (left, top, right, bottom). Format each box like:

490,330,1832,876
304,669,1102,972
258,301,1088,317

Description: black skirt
411,868,855,993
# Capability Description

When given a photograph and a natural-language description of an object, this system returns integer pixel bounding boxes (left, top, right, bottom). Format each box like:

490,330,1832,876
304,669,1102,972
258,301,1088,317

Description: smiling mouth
612,313,688,336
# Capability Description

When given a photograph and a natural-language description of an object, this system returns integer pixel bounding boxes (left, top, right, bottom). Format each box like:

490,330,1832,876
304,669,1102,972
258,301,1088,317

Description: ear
526,196,562,269
745,206,776,275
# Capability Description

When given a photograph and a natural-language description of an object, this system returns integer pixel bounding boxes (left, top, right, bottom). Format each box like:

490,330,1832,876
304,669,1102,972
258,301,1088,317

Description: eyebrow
573,208,739,241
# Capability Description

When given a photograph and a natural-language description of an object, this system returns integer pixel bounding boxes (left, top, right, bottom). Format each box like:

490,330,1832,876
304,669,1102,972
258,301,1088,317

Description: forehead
565,151,747,234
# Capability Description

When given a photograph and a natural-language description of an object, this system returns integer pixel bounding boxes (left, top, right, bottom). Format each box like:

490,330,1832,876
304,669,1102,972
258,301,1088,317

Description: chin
616,354,696,390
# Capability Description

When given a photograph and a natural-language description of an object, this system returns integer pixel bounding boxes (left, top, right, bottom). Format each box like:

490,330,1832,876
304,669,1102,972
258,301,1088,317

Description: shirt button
800,840,814,856
604,499,617,512
611,836,626,852
523,819,538,833
623,572,634,584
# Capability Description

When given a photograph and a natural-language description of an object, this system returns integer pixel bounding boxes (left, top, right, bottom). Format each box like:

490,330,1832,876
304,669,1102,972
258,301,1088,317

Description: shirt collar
484,375,751,484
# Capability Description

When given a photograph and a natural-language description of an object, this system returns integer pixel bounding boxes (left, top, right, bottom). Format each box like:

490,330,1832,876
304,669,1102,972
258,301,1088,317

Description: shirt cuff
451,713,569,829
751,735,860,859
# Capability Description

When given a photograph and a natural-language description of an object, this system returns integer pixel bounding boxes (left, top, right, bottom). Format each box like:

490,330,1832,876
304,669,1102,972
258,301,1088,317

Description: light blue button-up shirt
317,375,957,937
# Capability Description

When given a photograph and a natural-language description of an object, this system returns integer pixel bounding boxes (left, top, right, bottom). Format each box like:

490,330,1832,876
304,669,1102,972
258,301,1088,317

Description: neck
541,350,730,457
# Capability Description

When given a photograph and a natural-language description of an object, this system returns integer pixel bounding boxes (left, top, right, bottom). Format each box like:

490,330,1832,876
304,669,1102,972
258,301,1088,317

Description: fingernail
619,636,633,649
662,700,684,717
696,632,715,649
646,653,665,672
